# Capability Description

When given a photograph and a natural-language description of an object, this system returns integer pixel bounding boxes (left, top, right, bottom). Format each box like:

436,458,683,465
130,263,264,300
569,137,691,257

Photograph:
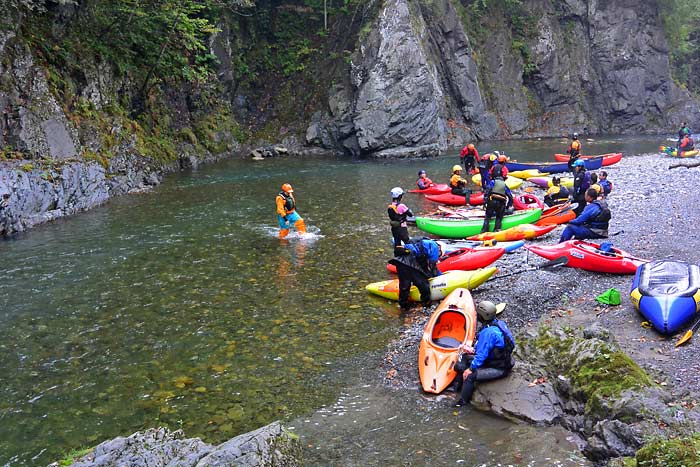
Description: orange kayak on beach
466,223,557,242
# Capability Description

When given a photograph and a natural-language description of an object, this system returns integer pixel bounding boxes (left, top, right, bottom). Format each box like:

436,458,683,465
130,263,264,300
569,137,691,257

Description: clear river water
0,136,664,466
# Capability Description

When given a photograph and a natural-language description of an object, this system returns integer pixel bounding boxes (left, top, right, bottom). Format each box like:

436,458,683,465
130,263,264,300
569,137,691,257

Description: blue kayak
630,260,700,334
505,156,603,174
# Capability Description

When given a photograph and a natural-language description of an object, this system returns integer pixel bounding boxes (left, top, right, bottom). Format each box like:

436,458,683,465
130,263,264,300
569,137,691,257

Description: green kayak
415,208,542,238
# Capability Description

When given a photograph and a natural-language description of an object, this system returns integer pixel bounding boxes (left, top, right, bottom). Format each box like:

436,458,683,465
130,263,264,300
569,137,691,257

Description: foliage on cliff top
659,0,700,91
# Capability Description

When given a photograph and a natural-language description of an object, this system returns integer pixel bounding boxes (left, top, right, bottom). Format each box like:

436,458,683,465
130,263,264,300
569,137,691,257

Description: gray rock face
56,422,301,467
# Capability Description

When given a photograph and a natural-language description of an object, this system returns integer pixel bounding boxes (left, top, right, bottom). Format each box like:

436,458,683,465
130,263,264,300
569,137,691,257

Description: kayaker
543,176,570,207
276,183,306,239
589,172,603,198
571,160,590,216
477,154,492,191
388,187,414,246
460,143,478,174
388,237,442,311
416,170,434,190
559,188,610,242
489,152,509,181
567,133,582,173
449,165,471,201
480,178,512,233
598,171,613,197
453,300,516,407
677,122,690,148
679,132,695,155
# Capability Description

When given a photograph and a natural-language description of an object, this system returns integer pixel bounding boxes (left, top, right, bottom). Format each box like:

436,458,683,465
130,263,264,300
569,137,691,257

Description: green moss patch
634,434,700,466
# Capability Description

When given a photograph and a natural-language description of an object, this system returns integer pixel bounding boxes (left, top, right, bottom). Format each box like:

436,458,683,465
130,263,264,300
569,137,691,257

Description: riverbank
375,152,700,464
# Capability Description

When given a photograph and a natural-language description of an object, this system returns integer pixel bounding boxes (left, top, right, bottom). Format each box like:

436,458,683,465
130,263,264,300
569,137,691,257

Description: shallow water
0,136,662,465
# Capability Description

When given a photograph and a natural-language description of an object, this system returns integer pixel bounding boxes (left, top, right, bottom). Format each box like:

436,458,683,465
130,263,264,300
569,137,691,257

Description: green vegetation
533,327,654,416
56,447,93,467
659,0,700,90
633,434,700,466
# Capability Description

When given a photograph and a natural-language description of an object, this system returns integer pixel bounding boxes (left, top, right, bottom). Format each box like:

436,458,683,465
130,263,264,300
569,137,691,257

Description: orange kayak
419,288,476,394
534,203,576,226
466,223,557,241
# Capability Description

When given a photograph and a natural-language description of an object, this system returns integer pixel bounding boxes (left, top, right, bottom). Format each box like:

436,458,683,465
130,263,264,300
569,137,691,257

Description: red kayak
513,193,544,211
526,240,647,274
425,192,485,206
386,247,505,274
409,184,451,195
553,152,622,166
534,204,576,226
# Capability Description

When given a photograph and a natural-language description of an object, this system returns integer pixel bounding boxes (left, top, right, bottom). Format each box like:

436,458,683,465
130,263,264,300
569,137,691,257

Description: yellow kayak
365,268,497,302
471,174,523,190
508,169,549,180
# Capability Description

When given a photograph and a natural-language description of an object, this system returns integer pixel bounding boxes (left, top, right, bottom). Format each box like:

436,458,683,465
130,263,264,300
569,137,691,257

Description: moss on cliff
632,434,700,466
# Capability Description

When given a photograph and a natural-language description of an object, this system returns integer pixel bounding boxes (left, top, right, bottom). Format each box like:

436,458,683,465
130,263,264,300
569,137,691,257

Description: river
0,136,663,466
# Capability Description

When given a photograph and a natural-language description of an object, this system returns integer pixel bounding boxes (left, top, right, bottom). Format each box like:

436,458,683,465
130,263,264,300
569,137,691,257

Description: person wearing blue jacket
388,237,442,311
559,188,610,242
454,300,516,407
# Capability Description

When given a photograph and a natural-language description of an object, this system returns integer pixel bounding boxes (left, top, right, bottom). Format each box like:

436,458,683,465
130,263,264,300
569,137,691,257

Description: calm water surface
0,137,661,465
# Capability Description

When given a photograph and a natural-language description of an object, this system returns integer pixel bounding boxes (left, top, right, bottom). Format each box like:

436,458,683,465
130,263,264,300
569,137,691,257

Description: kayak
408,184,451,195
365,268,497,302
415,208,542,239
526,240,647,274
419,287,476,394
513,193,544,211
528,176,574,189
508,169,549,180
471,174,524,190
553,153,622,166
630,260,700,334
466,223,557,242
437,239,526,254
386,247,504,273
660,145,699,158
534,203,576,226
506,157,603,173
425,192,485,206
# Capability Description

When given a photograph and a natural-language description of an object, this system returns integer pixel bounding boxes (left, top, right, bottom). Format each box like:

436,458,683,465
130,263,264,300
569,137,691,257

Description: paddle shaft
492,256,568,280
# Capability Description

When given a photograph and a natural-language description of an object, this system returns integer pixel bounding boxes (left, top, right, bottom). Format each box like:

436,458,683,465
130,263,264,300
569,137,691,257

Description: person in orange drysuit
276,183,306,239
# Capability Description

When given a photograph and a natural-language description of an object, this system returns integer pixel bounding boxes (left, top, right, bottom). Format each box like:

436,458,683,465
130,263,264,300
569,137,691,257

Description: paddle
491,256,569,280
437,205,485,218
675,316,700,347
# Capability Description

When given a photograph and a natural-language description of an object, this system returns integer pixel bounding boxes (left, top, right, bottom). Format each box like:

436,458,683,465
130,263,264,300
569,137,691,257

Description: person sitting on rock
460,143,479,174
449,165,470,201
453,300,516,407
559,188,610,242
598,171,613,197
388,237,442,312
543,176,570,207
416,170,434,190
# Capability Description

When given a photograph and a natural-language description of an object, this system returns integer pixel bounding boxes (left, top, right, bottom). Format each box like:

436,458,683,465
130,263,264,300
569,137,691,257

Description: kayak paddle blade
676,330,693,347
538,256,569,270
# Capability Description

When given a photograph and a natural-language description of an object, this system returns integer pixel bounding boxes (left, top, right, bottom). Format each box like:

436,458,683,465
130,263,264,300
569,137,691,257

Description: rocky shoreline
379,152,700,464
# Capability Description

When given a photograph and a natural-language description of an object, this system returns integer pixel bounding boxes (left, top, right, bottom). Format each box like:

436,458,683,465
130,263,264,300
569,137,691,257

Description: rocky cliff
309,0,700,157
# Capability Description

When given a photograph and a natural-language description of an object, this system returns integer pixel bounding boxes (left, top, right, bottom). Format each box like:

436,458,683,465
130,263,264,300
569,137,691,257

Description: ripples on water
0,137,661,465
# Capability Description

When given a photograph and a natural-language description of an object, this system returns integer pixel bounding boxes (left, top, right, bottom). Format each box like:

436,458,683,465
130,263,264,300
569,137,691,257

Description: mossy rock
633,434,700,466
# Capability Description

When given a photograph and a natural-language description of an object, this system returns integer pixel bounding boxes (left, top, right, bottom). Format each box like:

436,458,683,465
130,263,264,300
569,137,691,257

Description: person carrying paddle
416,170,434,190
388,187,414,246
276,183,307,239
388,238,442,311
460,143,478,174
571,159,590,216
449,165,471,201
567,133,581,173
559,188,610,242
453,300,516,407
543,176,570,207
480,178,512,234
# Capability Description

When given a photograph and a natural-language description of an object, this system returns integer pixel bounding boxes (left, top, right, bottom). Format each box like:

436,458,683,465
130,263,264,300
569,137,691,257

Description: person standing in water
388,187,414,246
276,183,306,239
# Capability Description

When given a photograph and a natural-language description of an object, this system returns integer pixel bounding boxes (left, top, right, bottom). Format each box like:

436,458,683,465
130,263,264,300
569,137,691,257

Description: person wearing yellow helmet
276,183,306,239
460,143,479,173
449,165,470,201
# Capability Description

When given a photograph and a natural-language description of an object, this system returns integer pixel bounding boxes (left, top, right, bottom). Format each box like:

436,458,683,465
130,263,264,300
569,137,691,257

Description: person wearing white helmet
388,187,414,246
276,183,306,239
567,133,582,172
453,300,516,407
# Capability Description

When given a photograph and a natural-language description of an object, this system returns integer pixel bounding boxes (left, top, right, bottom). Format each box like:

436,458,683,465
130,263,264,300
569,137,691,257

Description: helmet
452,165,462,173
468,144,475,150
573,132,579,139
494,150,500,156
281,183,293,193
418,170,427,176
498,154,507,163
390,187,404,198
477,301,497,322
489,154,497,161
572,159,585,168
552,176,560,185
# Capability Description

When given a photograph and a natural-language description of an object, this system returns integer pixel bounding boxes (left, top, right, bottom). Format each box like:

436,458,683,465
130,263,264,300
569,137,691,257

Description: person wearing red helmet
276,183,306,239
460,143,479,174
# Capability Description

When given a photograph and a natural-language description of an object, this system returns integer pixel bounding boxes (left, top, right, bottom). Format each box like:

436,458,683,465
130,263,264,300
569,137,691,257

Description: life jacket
681,136,695,151
574,171,590,196
490,163,506,180
482,319,516,371
450,174,465,189
278,191,295,213
590,182,603,195
416,177,433,189
599,179,612,195
388,202,410,227
488,179,508,202
586,200,611,230
569,140,581,157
